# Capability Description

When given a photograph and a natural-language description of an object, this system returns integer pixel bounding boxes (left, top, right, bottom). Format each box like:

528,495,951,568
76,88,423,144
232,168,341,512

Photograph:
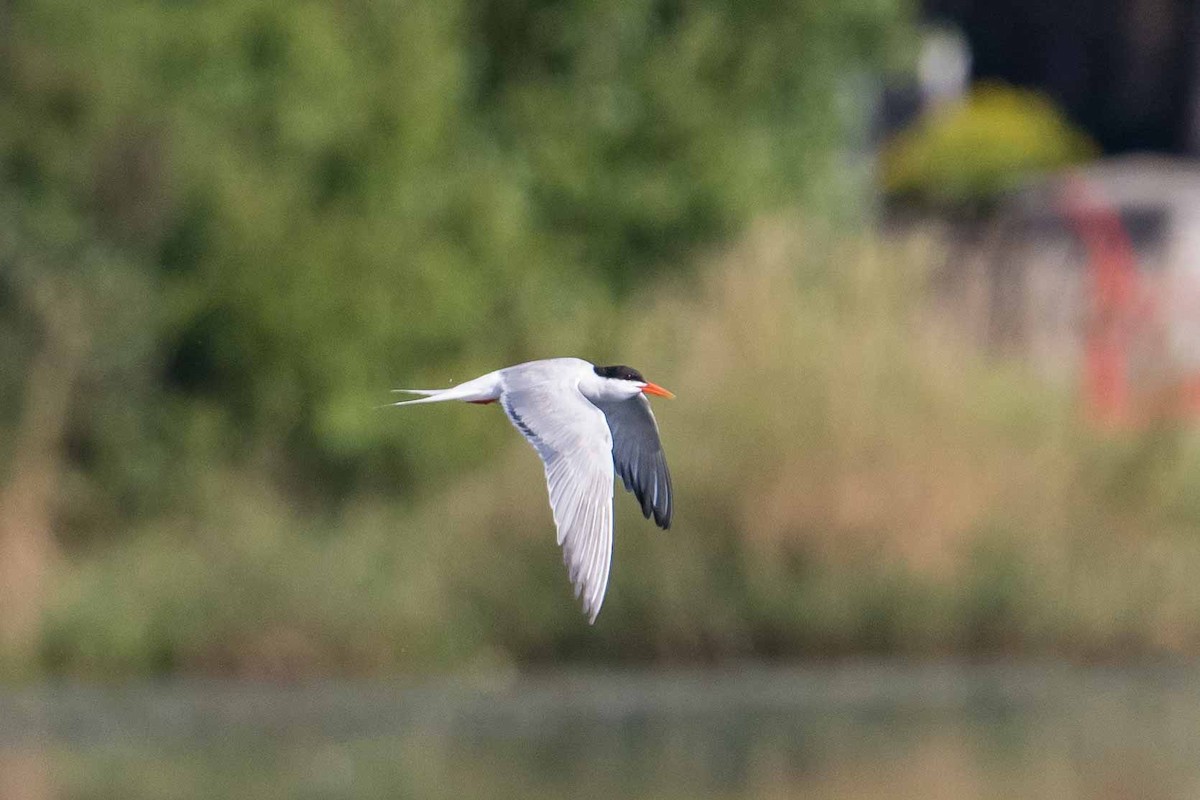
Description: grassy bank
36,220,1200,677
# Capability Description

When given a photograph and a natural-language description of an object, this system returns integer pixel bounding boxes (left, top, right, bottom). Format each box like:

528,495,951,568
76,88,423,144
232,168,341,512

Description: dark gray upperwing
592,394,672,529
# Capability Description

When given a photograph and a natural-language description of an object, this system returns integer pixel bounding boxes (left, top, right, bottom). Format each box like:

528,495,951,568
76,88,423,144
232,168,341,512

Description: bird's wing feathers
593,394,673,529
500,378,615,623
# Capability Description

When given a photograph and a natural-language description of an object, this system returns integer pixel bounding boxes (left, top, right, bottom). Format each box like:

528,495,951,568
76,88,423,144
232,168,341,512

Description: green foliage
8,5,1200,676
1,0,909,525
881,81,1098,207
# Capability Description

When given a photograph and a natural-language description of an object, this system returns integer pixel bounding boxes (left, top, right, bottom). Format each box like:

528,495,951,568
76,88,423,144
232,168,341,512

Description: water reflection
1,663,1198,799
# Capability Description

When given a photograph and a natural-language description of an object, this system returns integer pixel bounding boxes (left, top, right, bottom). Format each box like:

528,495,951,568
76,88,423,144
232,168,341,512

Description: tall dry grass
36,218,1200,676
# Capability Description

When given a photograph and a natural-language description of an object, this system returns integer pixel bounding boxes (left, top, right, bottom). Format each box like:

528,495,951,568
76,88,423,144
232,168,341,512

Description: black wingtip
655,471,673,530
654,505,672,530
631,474,672,530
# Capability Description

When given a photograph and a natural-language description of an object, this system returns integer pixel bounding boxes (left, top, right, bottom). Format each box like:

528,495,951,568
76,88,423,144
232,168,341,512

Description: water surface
1,662,1197,799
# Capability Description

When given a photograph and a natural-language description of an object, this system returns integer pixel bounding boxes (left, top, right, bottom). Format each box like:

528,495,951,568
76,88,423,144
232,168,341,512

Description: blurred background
5,0,1200,797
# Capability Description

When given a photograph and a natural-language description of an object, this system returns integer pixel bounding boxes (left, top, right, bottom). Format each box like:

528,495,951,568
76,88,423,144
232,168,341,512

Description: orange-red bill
641,381,675,399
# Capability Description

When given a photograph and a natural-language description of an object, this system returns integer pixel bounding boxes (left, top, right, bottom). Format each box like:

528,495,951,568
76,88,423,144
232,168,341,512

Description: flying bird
390,358,674,623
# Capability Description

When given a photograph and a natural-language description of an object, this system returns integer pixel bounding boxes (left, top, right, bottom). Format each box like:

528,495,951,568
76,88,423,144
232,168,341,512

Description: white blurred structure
918,26,971,110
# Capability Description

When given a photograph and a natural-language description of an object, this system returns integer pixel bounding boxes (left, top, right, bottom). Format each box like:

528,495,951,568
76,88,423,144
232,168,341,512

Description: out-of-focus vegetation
881,82,1098,207
0,0,912,674
39,223,1200,676
7,3,1196,678
1,0,906,515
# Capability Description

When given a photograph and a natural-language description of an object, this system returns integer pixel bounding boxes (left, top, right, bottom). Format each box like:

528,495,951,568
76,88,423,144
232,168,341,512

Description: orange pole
1056,174,1141,427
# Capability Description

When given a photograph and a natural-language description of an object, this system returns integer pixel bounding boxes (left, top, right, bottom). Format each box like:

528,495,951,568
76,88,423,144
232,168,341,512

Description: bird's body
391,358,674,623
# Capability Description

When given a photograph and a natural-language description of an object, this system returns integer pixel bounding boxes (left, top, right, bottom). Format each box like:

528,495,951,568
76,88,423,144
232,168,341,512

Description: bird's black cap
593,364,645,382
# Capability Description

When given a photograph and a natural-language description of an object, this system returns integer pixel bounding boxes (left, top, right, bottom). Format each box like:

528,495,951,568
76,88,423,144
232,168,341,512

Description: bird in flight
390,358,674,623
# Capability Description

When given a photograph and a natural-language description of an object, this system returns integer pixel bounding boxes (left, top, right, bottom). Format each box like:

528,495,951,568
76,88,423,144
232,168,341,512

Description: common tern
391,357,674,623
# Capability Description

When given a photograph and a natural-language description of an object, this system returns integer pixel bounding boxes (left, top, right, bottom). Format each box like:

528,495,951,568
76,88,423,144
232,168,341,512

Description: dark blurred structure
925,0,1200,154
888,2,1200,425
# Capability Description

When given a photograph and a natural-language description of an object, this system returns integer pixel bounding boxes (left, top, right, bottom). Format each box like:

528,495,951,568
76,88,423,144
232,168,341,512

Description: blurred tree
0,0,911,545
880,82,1097,208
473,0,911,289
0,207,157,661
0,268,81,659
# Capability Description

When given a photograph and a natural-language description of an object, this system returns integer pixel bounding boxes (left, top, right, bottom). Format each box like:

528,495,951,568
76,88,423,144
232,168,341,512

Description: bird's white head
587,364,675,402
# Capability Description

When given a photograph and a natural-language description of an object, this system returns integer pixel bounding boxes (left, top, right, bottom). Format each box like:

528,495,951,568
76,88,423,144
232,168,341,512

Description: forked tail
387,370,503,406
